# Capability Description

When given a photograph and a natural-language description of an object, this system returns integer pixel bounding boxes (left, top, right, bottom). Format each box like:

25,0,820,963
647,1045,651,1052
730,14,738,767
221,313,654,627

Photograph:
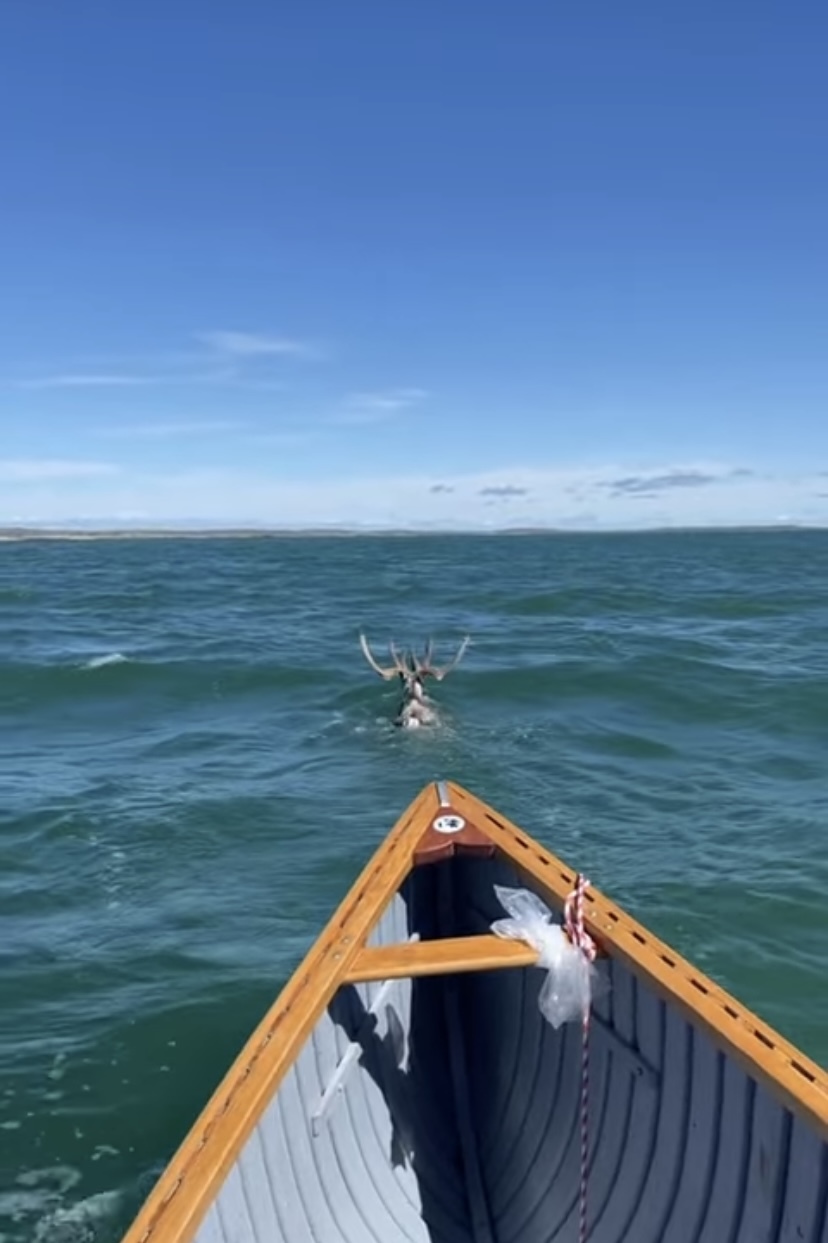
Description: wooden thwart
344,934,539,983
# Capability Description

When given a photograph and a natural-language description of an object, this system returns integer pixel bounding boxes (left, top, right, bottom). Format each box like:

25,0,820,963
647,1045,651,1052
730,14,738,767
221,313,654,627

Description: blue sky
1,1,827,528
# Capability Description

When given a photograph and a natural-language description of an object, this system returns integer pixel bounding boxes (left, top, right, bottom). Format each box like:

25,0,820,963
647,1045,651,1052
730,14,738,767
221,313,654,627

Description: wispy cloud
479,485,530,499
15,373,159,390
333,387,428,425
245,431,315,448
430,483,455,494
198,330,318,359
14,367,236,390
348,387,427,412
0,458,120,482
100,419,248,439
604,469,721,498
11,327,319,392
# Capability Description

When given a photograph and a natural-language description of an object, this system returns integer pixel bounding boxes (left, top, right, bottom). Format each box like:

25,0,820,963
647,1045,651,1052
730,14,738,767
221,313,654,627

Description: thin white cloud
235,379,289,393
14,368,236,390
245,431,315,448
10,327,318,391
15,373,158,390
100,419,248,439
0,459,121,482
333,387,428,425
198,330,318,359
347,387,427,411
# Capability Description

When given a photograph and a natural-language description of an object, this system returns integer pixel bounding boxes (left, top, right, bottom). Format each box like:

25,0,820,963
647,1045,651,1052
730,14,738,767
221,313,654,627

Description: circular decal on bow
433,814,466,835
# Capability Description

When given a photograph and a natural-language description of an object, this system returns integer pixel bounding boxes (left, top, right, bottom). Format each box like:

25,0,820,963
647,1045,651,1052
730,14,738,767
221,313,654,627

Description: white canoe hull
122,782,828,1243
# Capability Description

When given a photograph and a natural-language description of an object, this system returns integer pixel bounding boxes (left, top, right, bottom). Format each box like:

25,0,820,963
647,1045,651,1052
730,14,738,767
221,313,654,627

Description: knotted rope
564,874,597,1243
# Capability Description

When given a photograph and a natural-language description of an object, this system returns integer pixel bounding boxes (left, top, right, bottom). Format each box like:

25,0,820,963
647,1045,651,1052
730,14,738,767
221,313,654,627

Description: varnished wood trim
343,934,539,982
446,781,828,1140
119,783,440,1243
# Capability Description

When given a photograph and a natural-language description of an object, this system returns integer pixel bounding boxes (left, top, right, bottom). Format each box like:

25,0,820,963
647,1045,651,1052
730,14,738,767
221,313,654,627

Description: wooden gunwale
120,779,828,1243
444,781,828,1141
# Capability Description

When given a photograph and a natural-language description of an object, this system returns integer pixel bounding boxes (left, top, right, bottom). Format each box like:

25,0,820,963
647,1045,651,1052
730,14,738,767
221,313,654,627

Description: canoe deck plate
414,802,497,866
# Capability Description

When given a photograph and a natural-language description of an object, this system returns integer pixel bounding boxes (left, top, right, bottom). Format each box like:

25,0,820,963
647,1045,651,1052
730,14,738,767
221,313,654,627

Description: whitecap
16,1168,81,1196
0,1171,117,1242
90,1145,119,1163
33,1190,121,1243
83,653,128,670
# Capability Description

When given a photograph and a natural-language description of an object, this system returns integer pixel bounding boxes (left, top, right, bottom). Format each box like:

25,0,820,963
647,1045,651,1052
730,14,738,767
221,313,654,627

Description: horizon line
2,521,827,541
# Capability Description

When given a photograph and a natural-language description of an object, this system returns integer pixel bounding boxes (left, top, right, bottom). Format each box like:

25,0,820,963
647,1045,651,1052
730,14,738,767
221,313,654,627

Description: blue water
1,530,826,1241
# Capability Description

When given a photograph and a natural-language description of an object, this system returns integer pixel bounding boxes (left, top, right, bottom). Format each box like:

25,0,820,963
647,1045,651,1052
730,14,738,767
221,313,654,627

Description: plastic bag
491,885,594,1028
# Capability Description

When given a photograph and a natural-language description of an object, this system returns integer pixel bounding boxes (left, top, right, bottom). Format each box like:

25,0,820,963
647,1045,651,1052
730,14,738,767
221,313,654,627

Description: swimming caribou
359,633,471,728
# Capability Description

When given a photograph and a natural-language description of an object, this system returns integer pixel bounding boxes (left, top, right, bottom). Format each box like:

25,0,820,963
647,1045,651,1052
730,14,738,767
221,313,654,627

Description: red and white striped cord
564,874,597,1243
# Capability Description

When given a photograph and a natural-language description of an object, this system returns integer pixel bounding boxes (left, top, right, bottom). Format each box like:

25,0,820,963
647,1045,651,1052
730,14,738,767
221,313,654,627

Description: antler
359,633,407,679
412,639,431,676
417,635,471,680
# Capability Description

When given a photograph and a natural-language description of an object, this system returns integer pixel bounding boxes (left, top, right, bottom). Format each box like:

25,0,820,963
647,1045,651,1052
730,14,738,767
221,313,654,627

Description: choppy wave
0,1165,122,1243
34,1190,122,1243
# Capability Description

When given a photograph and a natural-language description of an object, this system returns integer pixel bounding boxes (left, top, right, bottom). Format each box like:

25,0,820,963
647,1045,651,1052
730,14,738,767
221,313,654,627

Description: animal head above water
359,632,471,728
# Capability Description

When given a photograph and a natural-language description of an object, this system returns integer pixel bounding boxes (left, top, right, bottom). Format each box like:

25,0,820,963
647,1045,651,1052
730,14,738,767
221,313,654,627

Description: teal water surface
1,530,827,1241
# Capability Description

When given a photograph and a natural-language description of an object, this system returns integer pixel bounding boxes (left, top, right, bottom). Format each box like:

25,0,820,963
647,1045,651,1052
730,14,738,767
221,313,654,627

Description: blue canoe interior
120,781,828,1243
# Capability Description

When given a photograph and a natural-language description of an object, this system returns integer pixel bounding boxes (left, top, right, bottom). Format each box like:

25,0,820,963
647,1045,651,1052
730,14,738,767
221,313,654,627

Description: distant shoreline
1,524,824,542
